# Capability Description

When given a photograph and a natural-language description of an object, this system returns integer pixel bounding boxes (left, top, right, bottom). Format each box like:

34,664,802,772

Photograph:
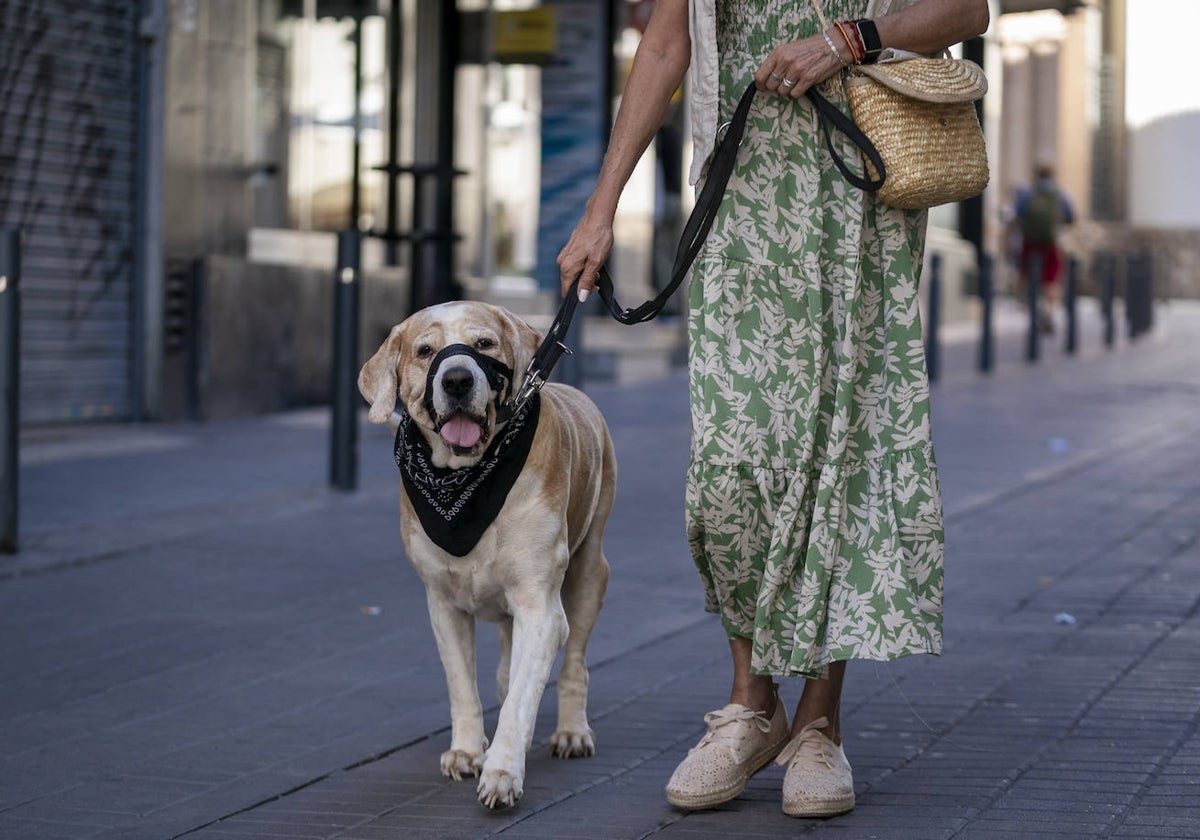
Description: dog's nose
441,366,475,399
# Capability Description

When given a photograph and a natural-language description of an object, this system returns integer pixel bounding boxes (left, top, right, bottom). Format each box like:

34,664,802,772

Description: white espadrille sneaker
776,716,855,817
664,697,790,809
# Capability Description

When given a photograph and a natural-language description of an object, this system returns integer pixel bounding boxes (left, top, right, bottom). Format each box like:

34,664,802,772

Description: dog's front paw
550,726,595,758
440,748,484,781
477,765,523,809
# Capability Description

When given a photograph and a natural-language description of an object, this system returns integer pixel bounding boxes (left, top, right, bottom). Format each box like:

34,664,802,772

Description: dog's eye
474,337,496,351
416,344,434,359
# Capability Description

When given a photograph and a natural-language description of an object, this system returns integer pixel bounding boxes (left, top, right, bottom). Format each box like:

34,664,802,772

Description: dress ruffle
686,444,943,678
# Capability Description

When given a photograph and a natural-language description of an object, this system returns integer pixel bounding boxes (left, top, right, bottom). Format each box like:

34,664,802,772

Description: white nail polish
578,289,590,303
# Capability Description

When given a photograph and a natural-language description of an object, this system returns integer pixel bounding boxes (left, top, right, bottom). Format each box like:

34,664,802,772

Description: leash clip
509,341,573,415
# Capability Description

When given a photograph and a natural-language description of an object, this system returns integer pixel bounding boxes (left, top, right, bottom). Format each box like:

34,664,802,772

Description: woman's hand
754,32,847,99
557,208,615,302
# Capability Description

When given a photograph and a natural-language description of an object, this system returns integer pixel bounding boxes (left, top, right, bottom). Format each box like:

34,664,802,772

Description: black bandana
393,395,541,557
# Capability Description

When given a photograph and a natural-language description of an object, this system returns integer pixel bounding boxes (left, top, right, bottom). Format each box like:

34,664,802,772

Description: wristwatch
853,19,882,64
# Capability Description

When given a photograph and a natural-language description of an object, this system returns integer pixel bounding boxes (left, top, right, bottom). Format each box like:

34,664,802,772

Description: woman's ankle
730,678,777,715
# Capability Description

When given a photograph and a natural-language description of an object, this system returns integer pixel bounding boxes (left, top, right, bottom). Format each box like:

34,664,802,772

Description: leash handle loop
510,78,885,404
596,81,759,326
805,86,885,192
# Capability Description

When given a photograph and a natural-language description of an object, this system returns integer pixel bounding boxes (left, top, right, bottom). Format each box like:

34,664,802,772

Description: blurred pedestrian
1015,163,1075,332
557,0,988,819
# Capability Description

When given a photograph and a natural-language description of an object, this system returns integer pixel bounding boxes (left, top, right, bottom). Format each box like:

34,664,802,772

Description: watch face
855,18,882,54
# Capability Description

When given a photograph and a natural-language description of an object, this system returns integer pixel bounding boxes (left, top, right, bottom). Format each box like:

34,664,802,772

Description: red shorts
1020,242,1061,286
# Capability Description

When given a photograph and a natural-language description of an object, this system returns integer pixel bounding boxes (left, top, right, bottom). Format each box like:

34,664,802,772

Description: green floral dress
685,0,944,677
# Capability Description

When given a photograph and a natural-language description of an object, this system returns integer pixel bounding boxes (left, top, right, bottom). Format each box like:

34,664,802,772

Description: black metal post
408,174,427,315
187,258,206,422
350,13,364,230
1126,251,1154,340
1065,256,1079,355
958,36,986,264
0,229,20,553
1026,251,1041,362
1099,251,1115,349
925,253,941,383
434,0,459,304
330,230,362,491
979,253,994,374
383,0,402,267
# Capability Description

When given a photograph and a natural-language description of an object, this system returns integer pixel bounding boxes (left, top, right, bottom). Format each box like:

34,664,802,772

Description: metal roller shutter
0,1,140,423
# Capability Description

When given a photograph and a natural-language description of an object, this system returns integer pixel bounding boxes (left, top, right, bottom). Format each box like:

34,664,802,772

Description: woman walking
559,0,989,817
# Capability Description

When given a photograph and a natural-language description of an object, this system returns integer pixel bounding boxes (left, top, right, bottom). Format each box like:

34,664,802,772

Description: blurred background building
0,0,1195,425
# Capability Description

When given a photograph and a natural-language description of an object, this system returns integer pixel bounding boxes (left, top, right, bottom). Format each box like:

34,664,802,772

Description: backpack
1019,186,1061,245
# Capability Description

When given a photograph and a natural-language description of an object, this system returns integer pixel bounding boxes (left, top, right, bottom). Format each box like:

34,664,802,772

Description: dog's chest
413,547,513,621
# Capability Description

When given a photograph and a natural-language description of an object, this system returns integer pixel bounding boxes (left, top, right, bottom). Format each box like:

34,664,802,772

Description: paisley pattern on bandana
395,396,540,557
685,0,943,677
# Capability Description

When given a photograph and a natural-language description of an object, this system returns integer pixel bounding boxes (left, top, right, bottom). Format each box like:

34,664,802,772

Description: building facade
2,0,1190,425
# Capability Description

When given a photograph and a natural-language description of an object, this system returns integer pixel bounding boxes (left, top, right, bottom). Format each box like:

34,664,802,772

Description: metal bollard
330,230,362,491
1098,251,1115,349
1065,256,1079,355
1126,252,1154,340
925,253,941,383
0,229,19,553
978,254,994,374
1026,251,1041,362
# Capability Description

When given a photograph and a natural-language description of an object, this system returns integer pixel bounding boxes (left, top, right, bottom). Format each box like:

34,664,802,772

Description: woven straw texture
845,74,989,210
857,58,987,103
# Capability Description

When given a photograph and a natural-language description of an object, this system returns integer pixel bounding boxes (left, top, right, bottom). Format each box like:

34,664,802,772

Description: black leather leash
509,79,884,415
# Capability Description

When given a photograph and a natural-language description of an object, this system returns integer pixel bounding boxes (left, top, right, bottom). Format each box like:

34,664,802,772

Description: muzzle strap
423,343,516,425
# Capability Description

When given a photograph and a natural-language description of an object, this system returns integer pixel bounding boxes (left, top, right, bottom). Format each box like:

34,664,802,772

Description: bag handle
806,87,885,192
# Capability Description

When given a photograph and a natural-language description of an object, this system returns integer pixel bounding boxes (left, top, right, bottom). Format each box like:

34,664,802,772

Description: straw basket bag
808,0,989,209
843,57,989,209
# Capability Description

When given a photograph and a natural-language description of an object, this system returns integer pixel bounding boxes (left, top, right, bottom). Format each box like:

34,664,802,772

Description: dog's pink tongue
440,416,482,448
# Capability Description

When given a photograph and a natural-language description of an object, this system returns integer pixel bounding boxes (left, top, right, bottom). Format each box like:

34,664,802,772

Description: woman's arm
756,0,990,100
557,0,690,301
873,0,990,57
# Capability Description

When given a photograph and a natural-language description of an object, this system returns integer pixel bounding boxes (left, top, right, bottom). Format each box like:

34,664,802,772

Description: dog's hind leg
496,616,513,705
551,534,610,759
427,593,488,781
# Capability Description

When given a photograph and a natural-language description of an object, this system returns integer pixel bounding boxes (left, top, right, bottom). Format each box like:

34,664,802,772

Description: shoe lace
774,716,836,770
692,705,773,752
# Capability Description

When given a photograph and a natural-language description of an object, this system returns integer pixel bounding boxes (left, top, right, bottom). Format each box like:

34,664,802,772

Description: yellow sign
494,8,556,64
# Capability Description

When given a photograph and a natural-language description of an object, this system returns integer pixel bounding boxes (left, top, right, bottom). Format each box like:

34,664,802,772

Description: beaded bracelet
822,30,849,67
834,20,862,64
840,19,866,62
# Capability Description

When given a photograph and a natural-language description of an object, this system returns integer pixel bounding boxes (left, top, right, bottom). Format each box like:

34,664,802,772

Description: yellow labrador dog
358,301,615,809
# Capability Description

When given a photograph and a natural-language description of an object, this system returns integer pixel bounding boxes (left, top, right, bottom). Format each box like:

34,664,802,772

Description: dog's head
359,302,542,466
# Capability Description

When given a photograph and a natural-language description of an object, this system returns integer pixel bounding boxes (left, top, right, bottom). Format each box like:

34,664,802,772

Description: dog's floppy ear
500,308,542,387
358,324,405,424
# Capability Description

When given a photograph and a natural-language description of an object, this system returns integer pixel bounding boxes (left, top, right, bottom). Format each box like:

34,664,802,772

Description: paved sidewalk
1,301,1198,840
